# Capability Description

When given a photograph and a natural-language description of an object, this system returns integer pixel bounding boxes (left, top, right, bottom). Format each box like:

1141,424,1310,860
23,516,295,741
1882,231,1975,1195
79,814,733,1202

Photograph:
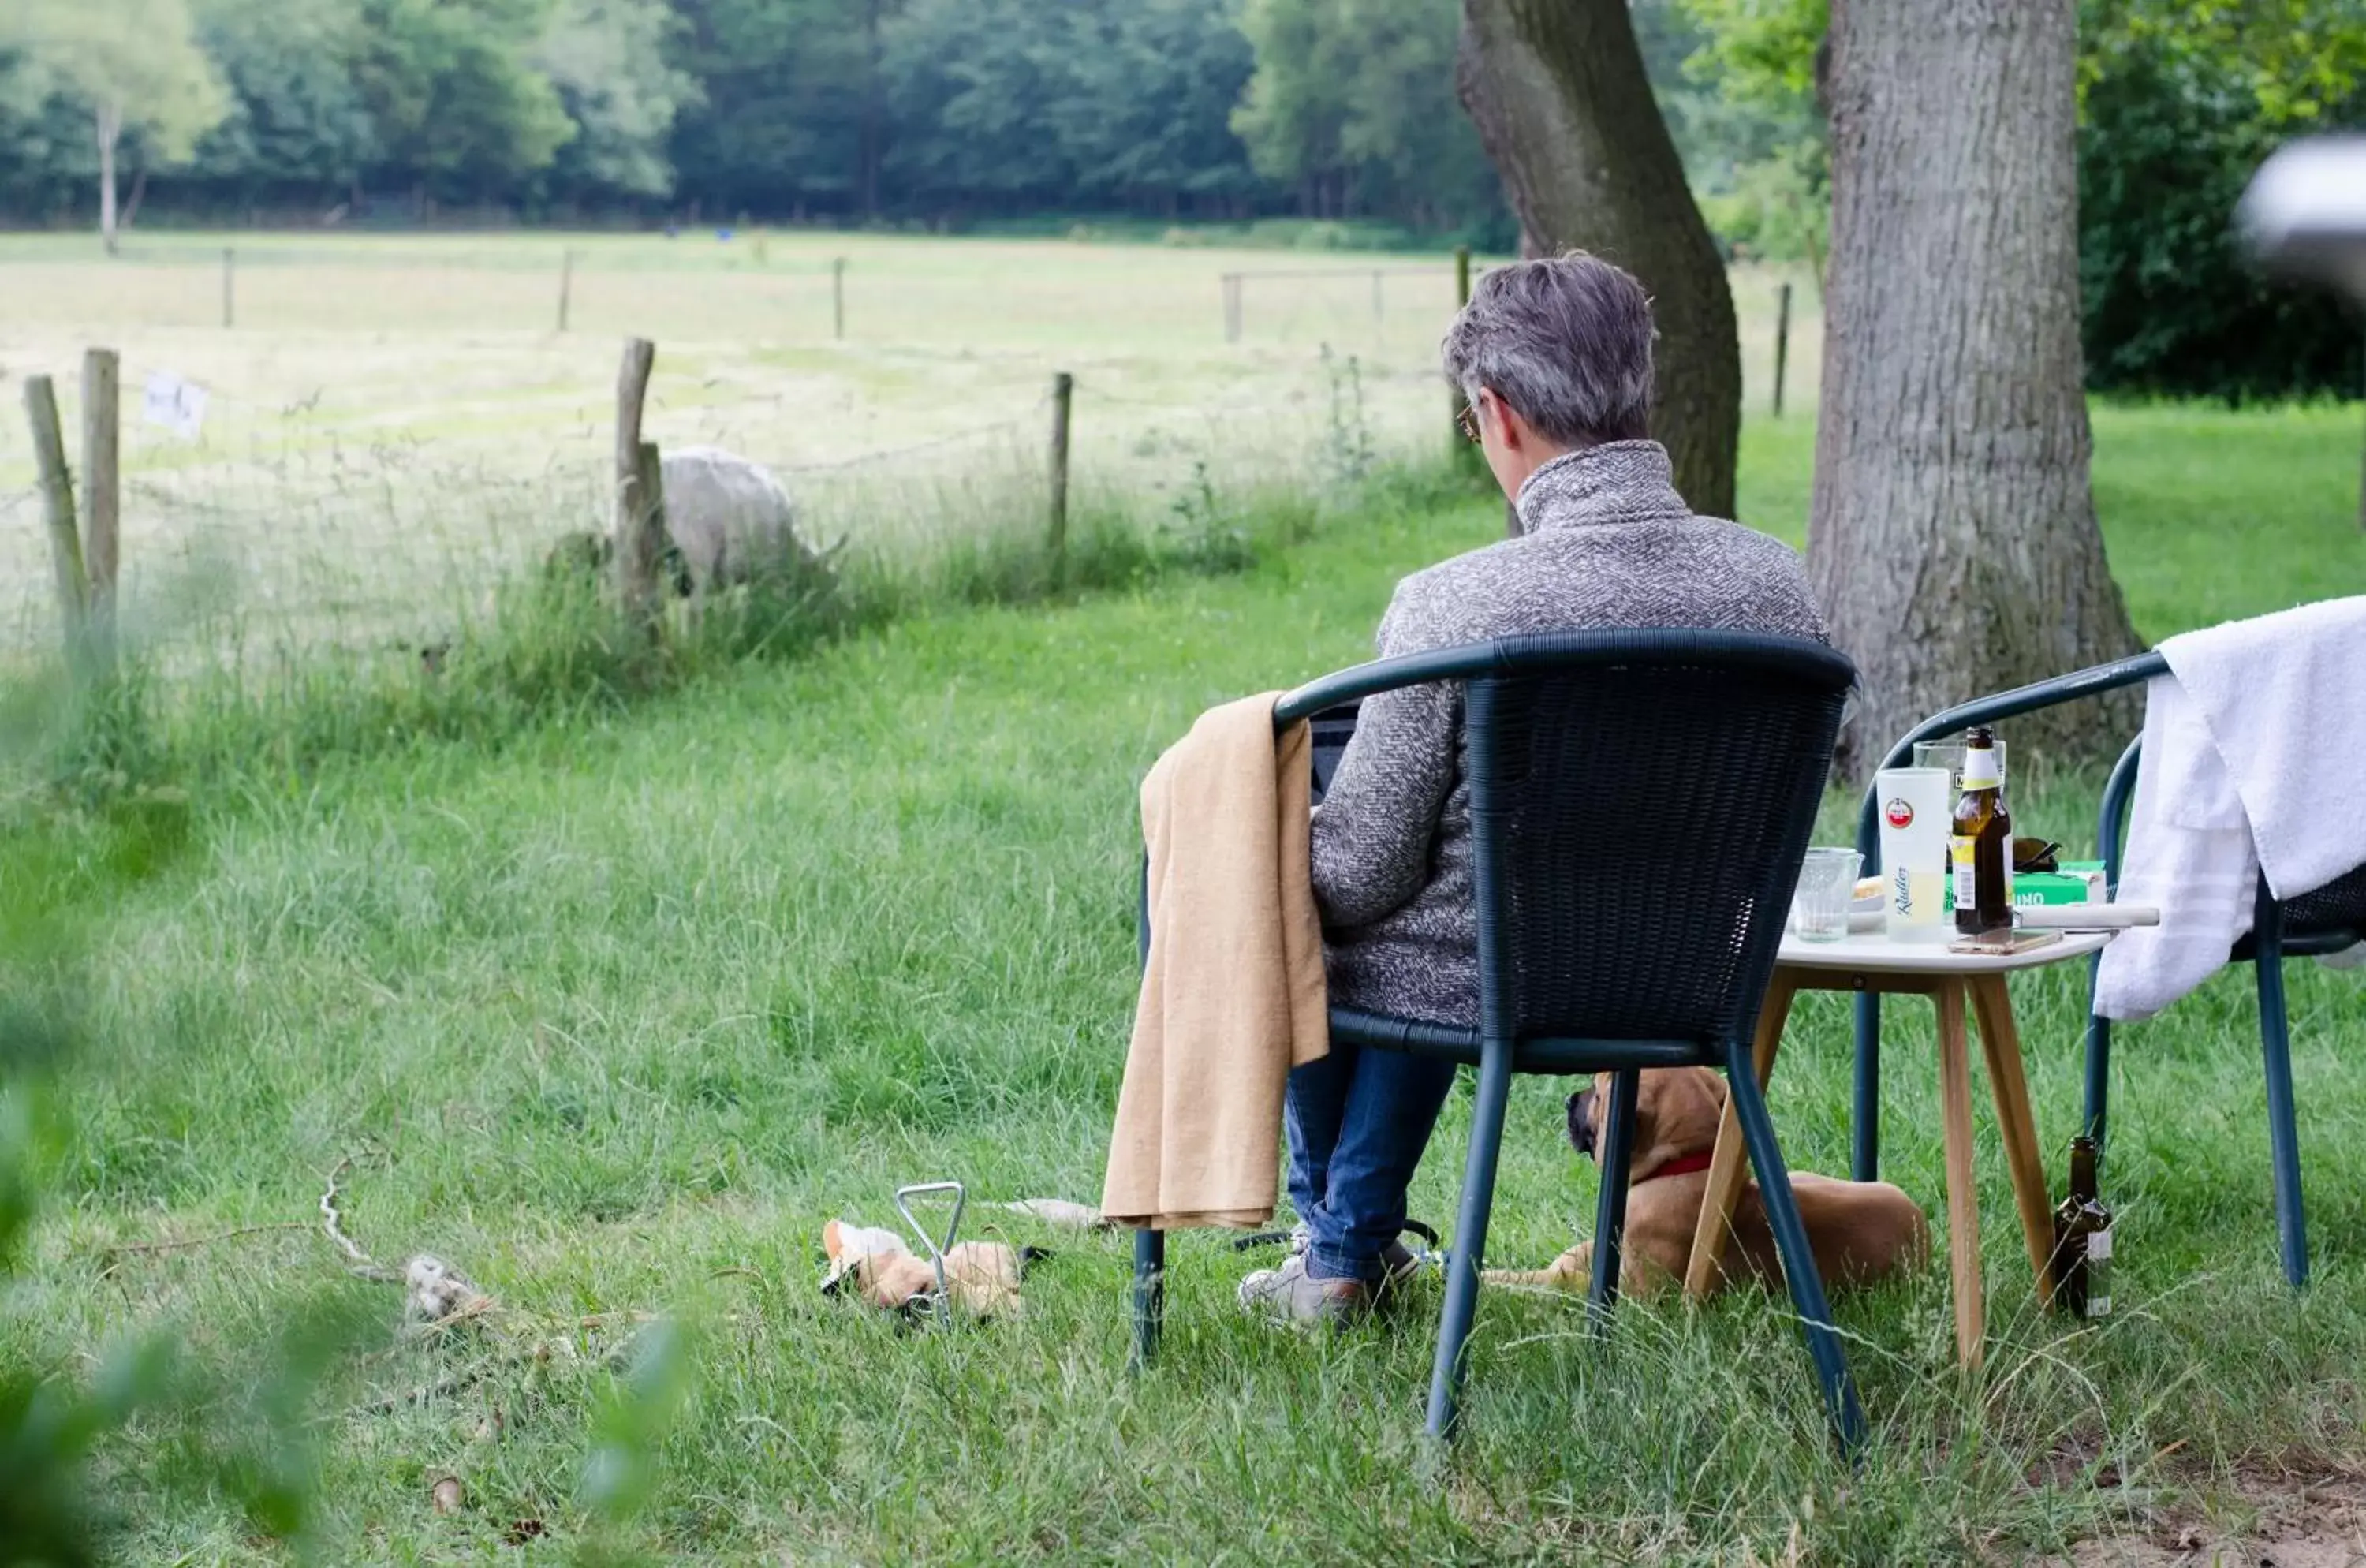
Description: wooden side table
1683,929,2116,1368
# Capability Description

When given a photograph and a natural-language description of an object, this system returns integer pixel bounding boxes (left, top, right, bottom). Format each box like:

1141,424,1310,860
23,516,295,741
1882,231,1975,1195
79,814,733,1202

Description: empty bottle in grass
2051,1135,2114,1319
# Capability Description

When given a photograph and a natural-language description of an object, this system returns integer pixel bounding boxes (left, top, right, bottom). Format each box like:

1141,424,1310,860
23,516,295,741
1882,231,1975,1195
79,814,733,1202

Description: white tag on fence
141,372,208,440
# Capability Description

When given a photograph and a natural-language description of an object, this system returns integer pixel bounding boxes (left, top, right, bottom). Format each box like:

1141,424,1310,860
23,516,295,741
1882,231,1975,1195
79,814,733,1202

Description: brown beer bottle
2050,1135,2115,1318
1951,726,2013,933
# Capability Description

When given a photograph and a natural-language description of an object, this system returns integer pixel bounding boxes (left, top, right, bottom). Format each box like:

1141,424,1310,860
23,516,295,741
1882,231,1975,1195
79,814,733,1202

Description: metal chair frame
1849,649,2360,1288
1129,629,1867,1449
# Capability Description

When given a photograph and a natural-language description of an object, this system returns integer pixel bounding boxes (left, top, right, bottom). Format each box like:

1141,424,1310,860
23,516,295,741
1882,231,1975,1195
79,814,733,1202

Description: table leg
1970,974,2058,1309
1686,973,1797,1299
1935,980,1984,1369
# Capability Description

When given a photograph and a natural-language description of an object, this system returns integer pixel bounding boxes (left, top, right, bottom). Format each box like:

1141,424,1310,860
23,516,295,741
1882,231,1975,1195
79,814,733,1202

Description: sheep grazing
543,446,825,599
658,446,823,596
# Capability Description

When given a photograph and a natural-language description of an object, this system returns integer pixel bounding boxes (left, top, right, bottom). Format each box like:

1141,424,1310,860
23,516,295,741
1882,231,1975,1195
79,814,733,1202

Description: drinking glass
1792,847,1863,943
1913,738,2007,793
1875,766,1954,943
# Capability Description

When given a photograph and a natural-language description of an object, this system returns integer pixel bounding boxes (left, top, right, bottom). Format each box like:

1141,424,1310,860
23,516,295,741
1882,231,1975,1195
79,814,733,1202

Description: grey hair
1440,252,1656,446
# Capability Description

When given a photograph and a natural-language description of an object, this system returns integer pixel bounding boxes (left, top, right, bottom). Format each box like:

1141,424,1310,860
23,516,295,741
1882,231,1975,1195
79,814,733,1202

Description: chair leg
2253,883,2308,1289
1852,992,1881,1182
1726,1034,1868,1454
2082,993,2113,1155
1425,1043,1515,1443
1587,1069,1640,1332
1130,1227,1165,1372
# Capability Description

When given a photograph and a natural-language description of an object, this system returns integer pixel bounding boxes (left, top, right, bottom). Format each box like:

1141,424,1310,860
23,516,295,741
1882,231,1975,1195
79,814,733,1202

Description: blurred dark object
2239,136,2366,301
2013,838,2062,875
2081,63,2364,401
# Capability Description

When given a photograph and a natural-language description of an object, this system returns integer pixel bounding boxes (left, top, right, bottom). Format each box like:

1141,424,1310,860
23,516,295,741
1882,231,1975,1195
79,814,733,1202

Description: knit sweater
1310,440,1829,1025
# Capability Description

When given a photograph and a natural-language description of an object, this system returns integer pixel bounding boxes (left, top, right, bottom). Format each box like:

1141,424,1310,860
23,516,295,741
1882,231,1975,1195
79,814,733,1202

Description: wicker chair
1847,651,2366,1289
1129,629,1867,1448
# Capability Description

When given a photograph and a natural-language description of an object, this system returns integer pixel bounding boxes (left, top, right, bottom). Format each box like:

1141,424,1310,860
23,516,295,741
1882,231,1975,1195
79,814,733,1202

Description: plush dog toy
1486,1066,1929,1298
819,1219,1041,1320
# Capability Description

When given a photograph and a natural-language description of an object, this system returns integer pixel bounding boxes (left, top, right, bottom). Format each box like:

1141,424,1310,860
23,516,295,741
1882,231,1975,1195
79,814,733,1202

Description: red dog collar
1636,1151,1716,1183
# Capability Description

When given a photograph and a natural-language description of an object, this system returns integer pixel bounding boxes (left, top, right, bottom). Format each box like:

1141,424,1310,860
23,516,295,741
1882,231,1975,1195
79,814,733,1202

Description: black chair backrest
2286,861,2366,937
1462,631,1853,1049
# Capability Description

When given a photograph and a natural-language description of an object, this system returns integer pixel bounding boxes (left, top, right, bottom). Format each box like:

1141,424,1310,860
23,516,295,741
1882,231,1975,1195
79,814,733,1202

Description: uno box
2014,861,2108,908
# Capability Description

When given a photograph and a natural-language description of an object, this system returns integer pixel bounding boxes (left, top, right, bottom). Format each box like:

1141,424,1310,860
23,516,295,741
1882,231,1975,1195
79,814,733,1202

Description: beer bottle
2050,1135,2114,1318
1951,726,2013,933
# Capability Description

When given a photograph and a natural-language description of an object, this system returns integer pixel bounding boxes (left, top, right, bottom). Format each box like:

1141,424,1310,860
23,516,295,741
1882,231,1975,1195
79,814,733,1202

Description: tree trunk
1456,0,1741,520
1812,0,2140,778
861,0,883,218
120,166,148,233
95,103,121,256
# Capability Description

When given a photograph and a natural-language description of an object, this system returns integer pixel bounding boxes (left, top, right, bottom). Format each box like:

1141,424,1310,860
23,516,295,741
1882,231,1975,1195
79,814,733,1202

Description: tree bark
95,103,121,256
1456,0,1741,520
1812,0,2140,778
120,166,148,233
861,0,883,218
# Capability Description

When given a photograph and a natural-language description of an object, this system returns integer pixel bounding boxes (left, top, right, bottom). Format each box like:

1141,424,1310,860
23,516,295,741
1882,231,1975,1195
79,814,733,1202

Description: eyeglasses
1457,401,1482,443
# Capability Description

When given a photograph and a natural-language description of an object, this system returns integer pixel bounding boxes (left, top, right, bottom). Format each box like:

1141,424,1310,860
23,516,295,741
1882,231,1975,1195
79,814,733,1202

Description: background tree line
0,0,2357,398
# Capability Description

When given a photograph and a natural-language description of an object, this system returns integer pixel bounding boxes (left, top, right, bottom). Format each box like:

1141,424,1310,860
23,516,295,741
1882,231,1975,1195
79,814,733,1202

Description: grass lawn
5,402,2365,1562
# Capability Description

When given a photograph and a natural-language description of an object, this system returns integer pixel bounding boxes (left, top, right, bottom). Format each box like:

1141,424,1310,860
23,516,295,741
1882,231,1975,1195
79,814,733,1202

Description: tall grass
9,434,1473,802
2,402,2360,1562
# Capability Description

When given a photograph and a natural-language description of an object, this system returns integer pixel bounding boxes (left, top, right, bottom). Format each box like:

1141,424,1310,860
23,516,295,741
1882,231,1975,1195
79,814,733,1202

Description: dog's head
1565,1068,1730,1180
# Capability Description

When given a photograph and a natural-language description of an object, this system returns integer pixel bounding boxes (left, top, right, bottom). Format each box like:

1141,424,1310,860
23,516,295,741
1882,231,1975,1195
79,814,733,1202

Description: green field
0,233,1818,660
4,379,2364,1561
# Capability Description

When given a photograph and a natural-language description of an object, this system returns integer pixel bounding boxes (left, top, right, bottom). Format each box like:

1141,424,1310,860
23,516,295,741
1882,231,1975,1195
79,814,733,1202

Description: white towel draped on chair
2093,595,2366,1022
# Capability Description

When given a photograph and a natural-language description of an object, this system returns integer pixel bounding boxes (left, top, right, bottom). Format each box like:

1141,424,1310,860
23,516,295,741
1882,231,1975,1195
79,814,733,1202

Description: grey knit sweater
1310,440,1829,1026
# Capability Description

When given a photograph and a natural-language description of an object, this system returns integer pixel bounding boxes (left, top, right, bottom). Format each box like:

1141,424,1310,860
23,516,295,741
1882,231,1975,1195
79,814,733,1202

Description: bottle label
2085,1224,2112,1317
1951,836,1976,909
2087,1226,2110,1262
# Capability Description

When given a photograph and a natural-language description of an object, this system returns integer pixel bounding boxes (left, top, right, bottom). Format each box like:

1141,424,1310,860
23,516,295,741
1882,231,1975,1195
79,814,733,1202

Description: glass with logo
1875,767,1954,943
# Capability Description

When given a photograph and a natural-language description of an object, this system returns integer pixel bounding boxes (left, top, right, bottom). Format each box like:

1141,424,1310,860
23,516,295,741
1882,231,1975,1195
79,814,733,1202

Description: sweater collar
1513,440,1692,534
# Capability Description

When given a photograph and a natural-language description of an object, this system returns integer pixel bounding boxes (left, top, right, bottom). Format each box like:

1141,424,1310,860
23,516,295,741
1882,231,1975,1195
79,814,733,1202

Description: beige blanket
1100,694,1330,1230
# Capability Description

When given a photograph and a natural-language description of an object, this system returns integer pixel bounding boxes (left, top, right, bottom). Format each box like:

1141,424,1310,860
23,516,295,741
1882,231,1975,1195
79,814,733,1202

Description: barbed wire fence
0,320,1471,678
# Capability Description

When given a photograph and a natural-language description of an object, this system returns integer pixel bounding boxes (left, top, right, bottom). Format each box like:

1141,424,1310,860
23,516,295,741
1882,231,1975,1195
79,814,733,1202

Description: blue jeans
1285,1040,1457,1282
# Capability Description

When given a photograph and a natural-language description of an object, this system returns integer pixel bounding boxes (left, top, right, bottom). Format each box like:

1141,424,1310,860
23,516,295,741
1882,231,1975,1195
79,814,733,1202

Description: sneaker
1237,1223,1435,1296
1237,1253,1373,1328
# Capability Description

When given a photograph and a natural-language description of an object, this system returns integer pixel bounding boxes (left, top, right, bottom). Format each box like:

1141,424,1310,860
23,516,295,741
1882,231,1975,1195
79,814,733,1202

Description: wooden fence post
1222,273,1243,344
1048,371,1073,574
613,338,660,627
633,439,666,626
833,257,846,339
222,247,234,329
558,248,574,333
82,348,120,673
1774,282,1793,419
24,375,88,662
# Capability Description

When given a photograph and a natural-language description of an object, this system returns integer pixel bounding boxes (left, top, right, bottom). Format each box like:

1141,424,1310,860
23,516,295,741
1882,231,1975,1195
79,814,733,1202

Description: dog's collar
1636,1151,1716,1183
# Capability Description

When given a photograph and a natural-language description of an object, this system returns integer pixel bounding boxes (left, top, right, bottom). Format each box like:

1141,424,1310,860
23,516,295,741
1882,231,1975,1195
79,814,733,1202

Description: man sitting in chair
1241,252,1830,1325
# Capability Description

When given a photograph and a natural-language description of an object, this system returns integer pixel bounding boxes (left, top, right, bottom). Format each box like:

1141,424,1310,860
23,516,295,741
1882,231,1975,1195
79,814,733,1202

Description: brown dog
1485,1067,1928,1298
820,1219,1037,1320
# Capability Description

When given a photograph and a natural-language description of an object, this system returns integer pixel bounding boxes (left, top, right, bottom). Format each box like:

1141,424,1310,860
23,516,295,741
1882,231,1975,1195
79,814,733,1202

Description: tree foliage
2077,0,2364,399
1232,0,1498,230
0,0,1508,232
0,0,230,163
1673,0,2366,399
0,0,230,242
